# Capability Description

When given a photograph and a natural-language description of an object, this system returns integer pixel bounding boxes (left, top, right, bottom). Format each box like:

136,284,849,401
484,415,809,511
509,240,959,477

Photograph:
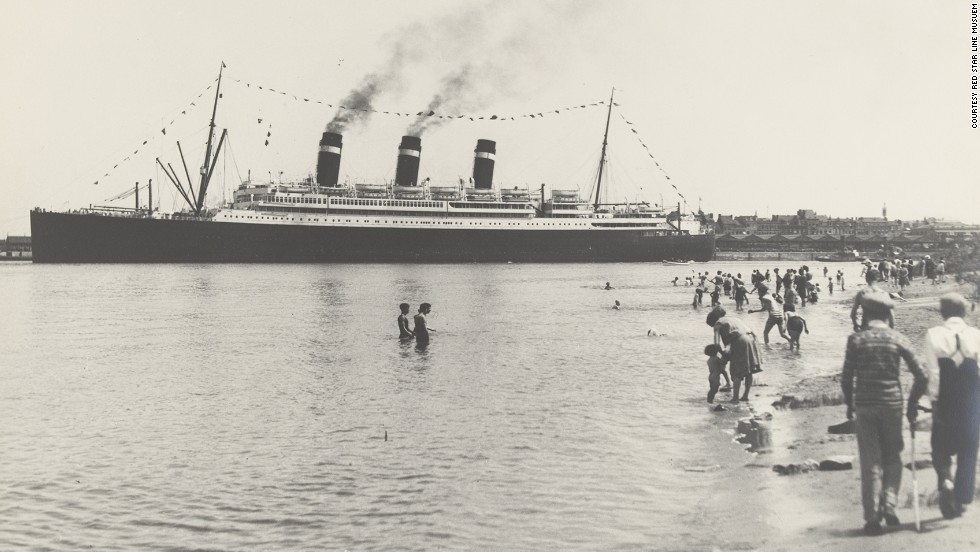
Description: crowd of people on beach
396,255,977,537
686,260,977,536
694,265,823,407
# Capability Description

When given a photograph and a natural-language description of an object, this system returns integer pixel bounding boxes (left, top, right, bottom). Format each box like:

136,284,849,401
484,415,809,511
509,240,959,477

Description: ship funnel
394,136,422,187
472,139,496,190
316,132,343,187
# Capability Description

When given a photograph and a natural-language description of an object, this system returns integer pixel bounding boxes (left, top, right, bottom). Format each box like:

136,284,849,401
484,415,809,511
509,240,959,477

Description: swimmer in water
414,303,435,345
397,302,414,339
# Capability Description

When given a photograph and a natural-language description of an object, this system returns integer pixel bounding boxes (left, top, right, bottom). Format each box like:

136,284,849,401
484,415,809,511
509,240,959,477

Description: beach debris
772,459,819,475
772,393,845,409
712,404,727,412
827,419,856,434
818,455,854,471
736,416,773,453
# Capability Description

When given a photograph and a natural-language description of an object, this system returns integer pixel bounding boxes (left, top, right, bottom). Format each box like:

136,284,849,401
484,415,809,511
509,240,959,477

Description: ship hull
30,211,715,263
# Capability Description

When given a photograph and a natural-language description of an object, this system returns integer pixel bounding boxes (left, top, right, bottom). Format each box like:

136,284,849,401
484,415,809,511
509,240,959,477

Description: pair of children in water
398,302,434,343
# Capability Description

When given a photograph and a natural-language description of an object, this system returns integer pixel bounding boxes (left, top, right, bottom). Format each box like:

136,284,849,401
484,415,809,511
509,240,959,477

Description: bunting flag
94,81,213,187
616,110,697,211
229,77,606,122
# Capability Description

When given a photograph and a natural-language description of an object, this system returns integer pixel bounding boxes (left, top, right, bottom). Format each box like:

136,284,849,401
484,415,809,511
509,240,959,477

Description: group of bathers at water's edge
694,266,822,405
689,260,978,535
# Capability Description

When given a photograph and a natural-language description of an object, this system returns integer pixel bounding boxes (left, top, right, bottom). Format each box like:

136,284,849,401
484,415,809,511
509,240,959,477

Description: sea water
0,262,863,550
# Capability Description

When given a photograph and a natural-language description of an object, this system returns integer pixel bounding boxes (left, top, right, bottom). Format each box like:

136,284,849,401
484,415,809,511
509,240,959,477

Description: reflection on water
0,261,868,550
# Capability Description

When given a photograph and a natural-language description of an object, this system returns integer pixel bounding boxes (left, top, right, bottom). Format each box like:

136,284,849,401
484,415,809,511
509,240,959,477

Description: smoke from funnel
327,1,598,135
406,65,490,136
325,43,409,133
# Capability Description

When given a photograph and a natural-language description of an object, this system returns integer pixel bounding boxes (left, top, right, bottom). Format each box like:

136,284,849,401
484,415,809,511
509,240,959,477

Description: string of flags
230,78,606,121
616,110,695,212
92,83,213,186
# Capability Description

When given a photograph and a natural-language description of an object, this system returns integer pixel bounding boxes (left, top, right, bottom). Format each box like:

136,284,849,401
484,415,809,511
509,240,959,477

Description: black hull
30,211,715,263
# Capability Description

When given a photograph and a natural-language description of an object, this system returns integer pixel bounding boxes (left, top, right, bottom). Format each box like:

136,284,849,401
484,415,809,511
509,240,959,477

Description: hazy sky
1,0,977,234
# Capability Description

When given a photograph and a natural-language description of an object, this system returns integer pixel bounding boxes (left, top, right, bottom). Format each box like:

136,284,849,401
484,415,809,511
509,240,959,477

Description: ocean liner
30,67,714,263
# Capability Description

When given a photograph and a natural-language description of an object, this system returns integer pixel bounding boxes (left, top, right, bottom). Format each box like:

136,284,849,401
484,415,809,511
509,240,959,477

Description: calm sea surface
0,262,862,550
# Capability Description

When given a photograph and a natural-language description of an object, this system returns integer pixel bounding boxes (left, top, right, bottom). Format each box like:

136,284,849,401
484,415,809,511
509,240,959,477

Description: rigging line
506,109,596,177
224,134,245,193
613,108,701,210
104,182,149,203
606,151,655,203
82,81,216,185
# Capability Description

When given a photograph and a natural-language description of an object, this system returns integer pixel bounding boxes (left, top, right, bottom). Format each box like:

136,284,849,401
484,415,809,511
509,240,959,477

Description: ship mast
593,87,615,211
195,62,225,215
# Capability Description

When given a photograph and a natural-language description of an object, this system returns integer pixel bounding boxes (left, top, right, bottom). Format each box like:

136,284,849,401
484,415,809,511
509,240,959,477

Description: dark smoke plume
327,1,597,135
406,65,487,136
325,44,408,133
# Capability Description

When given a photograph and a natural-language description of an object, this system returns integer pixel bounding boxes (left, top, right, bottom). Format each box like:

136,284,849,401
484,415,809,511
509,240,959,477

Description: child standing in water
704,344,730,403
733,284,748,311
710,286,721,306
397,303,415,339
785,310,809,351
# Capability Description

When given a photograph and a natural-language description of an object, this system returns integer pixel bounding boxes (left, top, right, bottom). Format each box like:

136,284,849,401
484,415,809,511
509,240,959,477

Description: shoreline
739,279,980,550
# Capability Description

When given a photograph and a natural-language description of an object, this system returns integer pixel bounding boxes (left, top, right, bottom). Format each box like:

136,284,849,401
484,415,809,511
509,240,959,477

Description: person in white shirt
922,292,980,519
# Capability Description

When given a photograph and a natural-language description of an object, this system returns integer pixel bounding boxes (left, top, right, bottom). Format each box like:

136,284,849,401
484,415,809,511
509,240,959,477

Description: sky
1,0,978,235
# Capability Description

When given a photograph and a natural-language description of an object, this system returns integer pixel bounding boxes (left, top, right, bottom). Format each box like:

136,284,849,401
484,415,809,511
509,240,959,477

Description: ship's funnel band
398,149,421,158
471,138,496,190
316,131,343,187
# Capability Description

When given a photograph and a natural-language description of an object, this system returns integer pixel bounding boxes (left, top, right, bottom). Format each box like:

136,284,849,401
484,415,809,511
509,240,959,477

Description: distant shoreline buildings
0,235,32,258
709,209,980,253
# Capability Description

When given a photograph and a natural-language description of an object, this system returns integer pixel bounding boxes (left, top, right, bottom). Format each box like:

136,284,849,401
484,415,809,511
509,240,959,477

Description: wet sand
738,279,980,550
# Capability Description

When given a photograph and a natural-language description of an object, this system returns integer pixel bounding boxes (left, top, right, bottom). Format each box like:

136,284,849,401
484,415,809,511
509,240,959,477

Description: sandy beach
736,279,980,551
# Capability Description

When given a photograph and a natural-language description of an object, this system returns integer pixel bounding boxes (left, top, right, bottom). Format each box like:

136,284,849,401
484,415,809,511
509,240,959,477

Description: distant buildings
1,235,31,257
710,210,979,252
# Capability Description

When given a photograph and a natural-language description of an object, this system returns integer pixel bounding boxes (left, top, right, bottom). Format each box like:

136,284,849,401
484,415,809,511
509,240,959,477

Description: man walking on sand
841,292,928,535
923,292,980,519
850,269,894,332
